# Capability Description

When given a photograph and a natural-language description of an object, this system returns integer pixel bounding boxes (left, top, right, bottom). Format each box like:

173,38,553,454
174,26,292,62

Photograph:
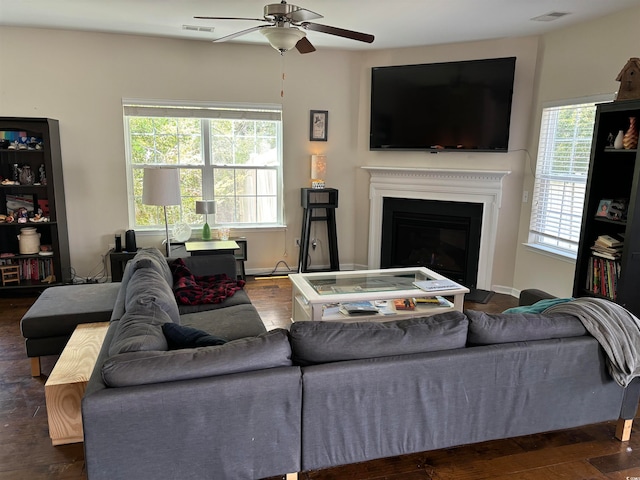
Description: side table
45,322,110,445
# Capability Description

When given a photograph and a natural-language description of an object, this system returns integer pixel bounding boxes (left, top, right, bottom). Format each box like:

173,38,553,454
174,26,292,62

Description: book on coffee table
413,279,461,292
339,301,379,316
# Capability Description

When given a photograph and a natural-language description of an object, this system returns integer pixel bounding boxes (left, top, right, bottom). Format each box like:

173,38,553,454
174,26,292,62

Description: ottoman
20,283,121,376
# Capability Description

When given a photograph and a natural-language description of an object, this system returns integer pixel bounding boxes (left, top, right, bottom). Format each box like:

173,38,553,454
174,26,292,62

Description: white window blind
528,101,599,255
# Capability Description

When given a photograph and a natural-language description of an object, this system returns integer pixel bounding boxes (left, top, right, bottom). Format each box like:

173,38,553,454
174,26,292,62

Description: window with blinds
528,101,599,256
123,100,283,230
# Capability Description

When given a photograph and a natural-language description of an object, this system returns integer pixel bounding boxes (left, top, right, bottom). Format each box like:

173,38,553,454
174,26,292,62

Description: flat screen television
369,57,516,152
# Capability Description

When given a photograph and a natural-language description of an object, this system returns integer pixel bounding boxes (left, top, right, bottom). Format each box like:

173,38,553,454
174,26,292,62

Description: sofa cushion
162,323,227,349
465,310,588,346
289,311,469,366
101,328,292,387
180,304,267,341
125,267,180,324
108,302,172,356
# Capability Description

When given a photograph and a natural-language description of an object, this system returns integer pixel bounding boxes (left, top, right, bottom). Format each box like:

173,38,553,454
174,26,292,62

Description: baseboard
491,284,520,298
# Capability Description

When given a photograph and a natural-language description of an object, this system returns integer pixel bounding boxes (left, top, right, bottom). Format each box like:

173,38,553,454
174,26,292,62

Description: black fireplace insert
380,197,483,288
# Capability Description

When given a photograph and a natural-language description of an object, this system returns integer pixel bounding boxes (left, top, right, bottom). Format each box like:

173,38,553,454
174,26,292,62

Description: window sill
522,243,576,264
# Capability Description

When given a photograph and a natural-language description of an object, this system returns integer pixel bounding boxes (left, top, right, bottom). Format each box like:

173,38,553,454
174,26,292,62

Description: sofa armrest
519,288,556,306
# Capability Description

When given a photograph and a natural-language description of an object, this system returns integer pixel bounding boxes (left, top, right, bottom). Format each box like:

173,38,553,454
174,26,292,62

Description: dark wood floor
1,280,639,479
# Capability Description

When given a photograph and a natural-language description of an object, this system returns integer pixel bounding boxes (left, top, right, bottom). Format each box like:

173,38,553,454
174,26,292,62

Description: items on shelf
595,198,628,221
339,301,379,316
393,298,416,310
586,256,620,300
587,234,623,300
591,234,624,260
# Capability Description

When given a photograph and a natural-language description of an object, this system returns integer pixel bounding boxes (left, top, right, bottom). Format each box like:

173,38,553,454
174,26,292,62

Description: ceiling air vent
531,12,571,22
182,25,215,33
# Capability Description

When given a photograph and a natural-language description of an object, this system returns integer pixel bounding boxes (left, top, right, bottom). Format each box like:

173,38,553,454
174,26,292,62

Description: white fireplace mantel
363,166,510,290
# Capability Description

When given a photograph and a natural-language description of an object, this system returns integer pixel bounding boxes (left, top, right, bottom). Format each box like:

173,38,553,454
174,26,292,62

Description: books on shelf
591,234,623,260
595,234,623,248
586,255,620,300
415,296,450,307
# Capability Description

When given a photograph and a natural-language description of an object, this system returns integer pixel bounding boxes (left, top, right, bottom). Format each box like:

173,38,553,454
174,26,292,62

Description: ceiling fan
195,1,375,54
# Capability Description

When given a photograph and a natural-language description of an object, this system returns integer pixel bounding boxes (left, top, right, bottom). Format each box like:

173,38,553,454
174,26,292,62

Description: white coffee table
289,267,469,322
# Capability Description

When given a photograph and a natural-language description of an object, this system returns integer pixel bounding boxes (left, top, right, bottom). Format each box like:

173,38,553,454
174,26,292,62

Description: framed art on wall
310,110,328,141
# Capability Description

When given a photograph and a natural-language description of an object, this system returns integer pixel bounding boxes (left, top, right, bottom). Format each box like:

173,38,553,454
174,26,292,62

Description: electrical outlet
312,239,318,250
108,243,115,250
522,190,529,203
295,238,301,247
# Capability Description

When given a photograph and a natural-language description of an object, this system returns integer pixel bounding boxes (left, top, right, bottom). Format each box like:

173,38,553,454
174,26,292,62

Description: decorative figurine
39,164,46,185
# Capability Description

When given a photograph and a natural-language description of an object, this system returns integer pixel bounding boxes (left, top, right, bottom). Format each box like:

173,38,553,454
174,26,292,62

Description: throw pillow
465,310,587,345
162,323,228,349
289,311,469,366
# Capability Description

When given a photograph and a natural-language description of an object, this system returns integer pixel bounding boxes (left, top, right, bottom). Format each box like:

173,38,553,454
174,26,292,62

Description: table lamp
142,167,181,256
196,200,216,241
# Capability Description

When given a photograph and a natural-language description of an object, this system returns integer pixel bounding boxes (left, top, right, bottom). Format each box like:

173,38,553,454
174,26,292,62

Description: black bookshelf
573,99,640,315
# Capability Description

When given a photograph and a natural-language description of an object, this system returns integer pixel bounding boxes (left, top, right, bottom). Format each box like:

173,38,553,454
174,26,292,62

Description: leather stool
0,265,20,286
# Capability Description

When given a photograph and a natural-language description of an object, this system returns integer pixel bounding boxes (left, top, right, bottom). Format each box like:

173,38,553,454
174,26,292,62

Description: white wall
513,5,640,297
0,27,359,277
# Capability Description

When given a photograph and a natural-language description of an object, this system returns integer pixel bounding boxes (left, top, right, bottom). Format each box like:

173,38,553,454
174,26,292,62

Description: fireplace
364,167,510,291
381,198,482,288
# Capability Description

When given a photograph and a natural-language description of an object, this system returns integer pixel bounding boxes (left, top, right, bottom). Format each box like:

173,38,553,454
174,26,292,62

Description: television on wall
369,57,516,152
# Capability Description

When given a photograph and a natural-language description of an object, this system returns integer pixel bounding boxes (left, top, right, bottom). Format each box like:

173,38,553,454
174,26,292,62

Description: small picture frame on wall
310,110,328,141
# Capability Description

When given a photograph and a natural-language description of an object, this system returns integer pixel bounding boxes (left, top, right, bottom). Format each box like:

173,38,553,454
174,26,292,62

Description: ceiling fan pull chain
281,55,286,98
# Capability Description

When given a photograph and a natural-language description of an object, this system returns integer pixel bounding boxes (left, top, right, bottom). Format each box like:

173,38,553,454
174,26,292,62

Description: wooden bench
45,322,110,446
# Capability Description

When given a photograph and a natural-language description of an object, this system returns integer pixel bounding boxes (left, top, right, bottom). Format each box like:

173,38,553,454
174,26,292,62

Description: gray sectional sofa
80,251,640,480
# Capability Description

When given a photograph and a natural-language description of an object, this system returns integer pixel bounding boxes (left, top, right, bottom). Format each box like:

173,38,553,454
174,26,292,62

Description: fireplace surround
363,167,510,291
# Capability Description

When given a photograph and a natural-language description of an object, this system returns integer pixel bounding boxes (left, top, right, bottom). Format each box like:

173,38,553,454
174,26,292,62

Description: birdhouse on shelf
616,57,640,101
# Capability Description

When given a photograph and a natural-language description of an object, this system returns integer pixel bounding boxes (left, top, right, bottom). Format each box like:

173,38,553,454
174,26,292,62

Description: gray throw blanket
544,297,640,387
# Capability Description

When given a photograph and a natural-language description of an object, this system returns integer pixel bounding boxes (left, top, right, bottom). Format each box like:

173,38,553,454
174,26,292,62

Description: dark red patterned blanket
170,258,246,306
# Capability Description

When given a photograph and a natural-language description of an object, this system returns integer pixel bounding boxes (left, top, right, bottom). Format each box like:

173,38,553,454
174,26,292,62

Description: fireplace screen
380,198,482,288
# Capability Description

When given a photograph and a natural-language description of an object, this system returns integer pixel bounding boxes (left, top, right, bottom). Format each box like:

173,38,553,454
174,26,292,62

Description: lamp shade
142,167,181,206
195,200,216,215
311,154,327,180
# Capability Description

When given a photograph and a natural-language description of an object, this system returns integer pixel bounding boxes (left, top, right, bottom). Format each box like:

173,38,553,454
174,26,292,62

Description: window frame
526,94,613,259
123,99,284,231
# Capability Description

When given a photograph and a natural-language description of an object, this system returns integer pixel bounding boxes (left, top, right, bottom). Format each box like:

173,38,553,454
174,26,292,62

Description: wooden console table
45,322,110,445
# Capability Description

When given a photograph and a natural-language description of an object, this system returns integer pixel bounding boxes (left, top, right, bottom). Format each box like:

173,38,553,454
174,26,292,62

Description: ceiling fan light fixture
260,26,305,53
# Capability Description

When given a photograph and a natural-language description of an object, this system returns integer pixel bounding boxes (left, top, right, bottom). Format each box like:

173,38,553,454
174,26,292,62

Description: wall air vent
182,25,215,33
531,12,571,22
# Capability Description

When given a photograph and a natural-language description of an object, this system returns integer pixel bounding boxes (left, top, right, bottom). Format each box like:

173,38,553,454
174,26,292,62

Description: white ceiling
1,0,639,51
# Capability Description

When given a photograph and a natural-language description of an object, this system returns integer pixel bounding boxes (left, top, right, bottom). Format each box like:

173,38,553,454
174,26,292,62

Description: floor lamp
142,167,181,256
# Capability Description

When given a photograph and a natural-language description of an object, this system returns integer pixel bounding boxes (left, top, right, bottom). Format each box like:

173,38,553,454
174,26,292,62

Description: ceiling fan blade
302,22,374,43
212,25,269,43
295,36,316,54
288,8,323,23
194,16,268,22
